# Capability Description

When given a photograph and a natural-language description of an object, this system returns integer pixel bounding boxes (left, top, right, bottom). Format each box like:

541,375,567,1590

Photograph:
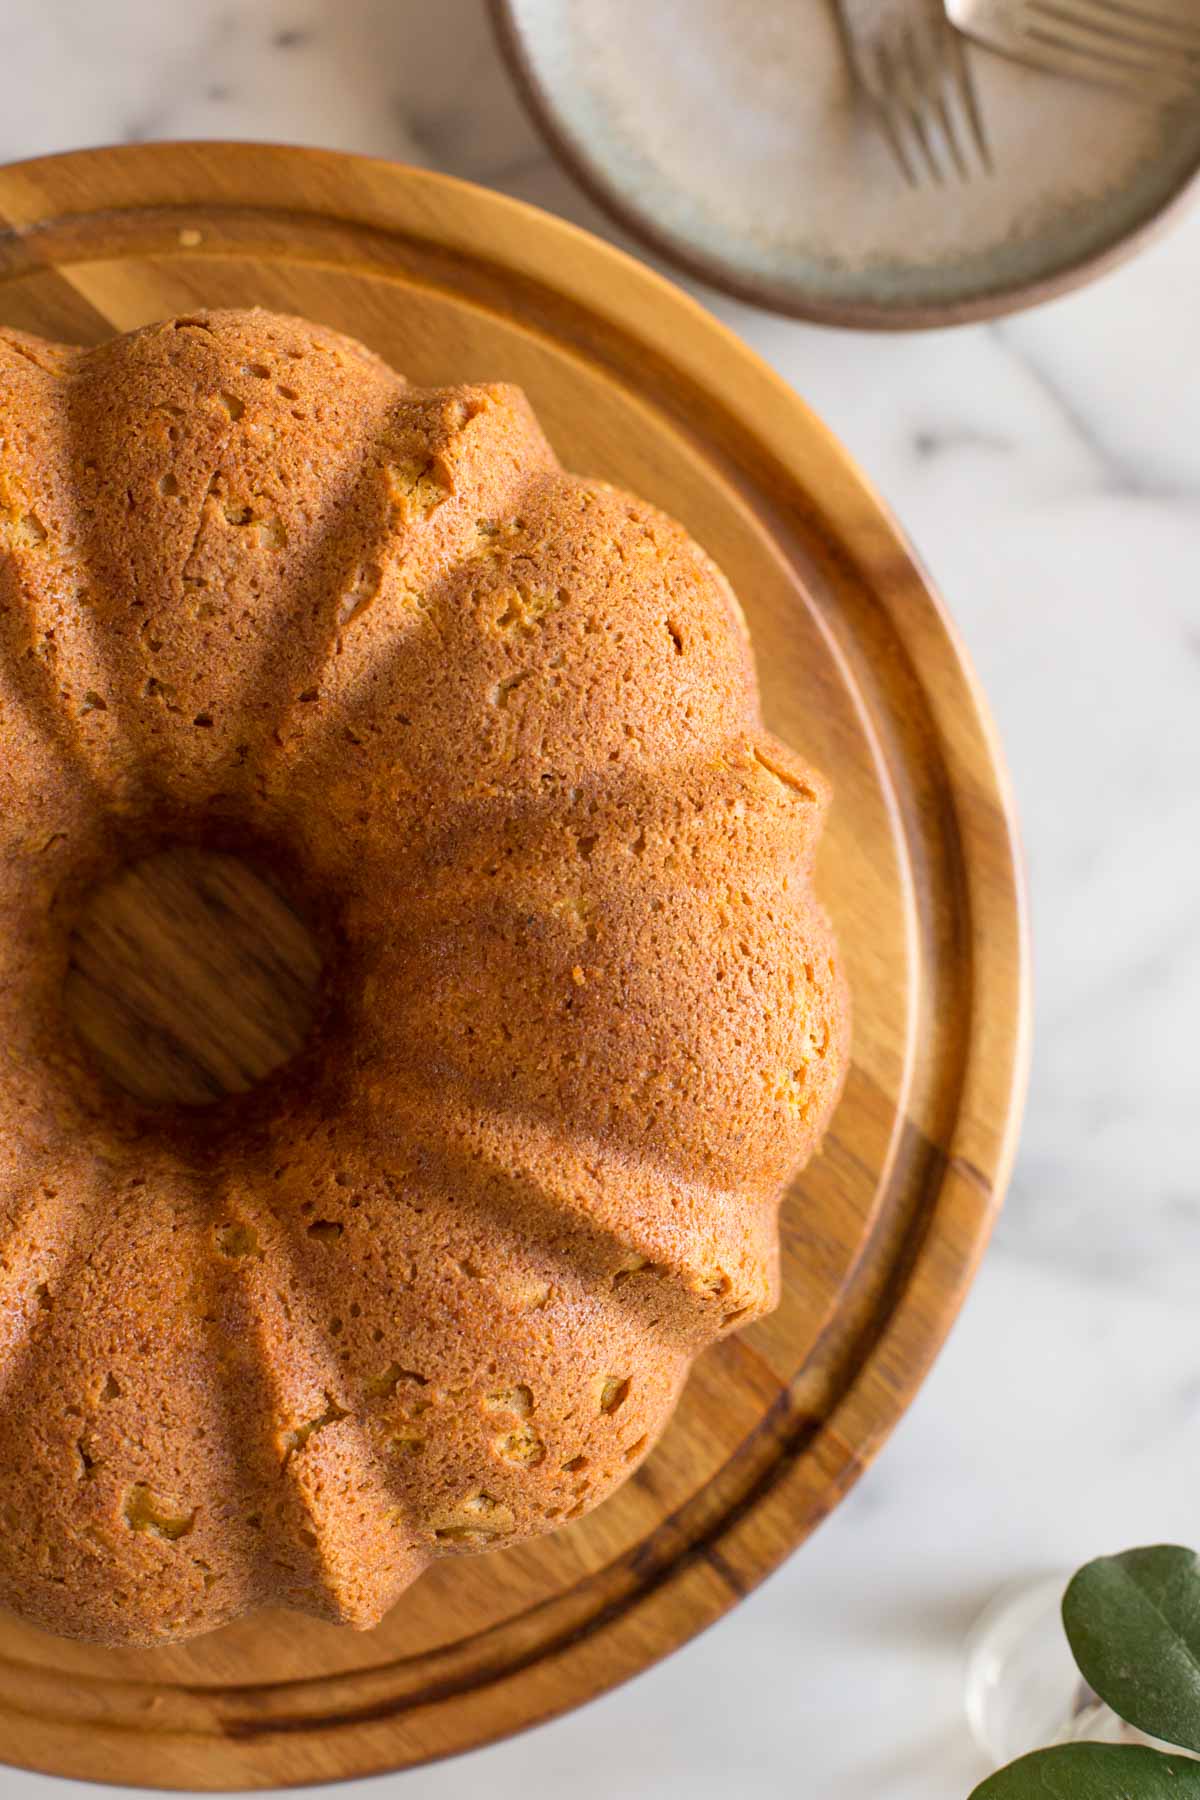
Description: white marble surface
3,5,1200,1797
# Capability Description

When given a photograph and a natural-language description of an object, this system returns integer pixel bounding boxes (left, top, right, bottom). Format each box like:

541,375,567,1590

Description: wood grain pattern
65,849,324,1107
0,143,1030,1790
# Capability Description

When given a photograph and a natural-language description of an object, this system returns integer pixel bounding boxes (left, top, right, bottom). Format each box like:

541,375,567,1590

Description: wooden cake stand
0,144,1030,1789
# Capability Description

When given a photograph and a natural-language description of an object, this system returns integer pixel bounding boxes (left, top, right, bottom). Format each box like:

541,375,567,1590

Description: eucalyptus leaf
970,1743,1200,1798
1064,1547,1200,1753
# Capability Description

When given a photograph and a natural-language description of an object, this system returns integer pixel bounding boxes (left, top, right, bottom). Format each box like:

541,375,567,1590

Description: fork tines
1025,0,1200,74
949,0,1200,95
872,24,992,186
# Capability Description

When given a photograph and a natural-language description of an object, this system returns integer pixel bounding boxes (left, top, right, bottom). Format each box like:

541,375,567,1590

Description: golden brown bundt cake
0,308,848,1646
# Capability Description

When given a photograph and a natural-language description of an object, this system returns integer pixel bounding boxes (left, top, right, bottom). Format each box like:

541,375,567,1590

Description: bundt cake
0,307,848,1647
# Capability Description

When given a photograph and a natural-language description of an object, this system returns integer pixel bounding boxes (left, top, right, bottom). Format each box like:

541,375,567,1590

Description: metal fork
947,0,1200,95
837,0,992,186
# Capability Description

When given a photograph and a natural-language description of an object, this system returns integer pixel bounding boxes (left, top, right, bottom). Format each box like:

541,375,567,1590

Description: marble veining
3,3,1199,1795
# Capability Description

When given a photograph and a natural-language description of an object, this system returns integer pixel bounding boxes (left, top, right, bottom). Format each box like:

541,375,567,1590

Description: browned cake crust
0,309,849,1646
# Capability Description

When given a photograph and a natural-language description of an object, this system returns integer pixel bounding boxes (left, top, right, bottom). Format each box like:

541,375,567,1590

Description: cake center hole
64,847,324,1108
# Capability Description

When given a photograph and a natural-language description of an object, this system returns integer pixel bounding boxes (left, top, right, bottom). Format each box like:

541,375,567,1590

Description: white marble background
3,4,1200,1797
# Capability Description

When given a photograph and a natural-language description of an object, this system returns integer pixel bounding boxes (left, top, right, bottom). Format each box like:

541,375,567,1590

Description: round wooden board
0,144,1030,1790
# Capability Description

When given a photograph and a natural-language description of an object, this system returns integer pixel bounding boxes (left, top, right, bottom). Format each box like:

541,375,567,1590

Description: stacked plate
493,0,1200,326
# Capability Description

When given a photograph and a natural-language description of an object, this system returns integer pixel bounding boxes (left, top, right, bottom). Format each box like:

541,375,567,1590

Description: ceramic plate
493,0,1200,327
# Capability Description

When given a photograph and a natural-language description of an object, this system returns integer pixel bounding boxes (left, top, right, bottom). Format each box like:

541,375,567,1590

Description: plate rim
489,0,1200,330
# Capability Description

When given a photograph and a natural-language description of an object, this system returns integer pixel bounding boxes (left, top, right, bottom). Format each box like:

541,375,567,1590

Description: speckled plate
492,0,1200,328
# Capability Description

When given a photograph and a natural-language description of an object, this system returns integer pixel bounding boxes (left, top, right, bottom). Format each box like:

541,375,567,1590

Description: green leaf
1064,1547,1200,1753
970,1743,1200,1798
